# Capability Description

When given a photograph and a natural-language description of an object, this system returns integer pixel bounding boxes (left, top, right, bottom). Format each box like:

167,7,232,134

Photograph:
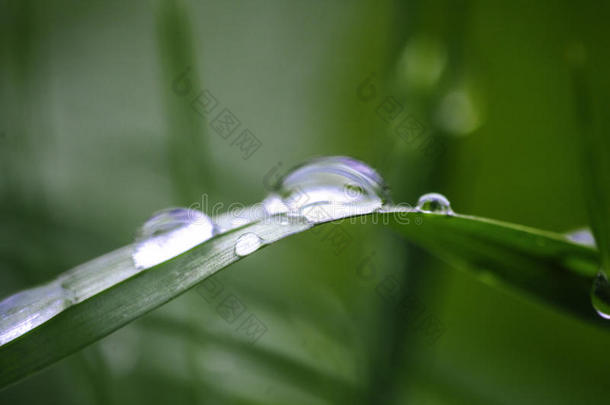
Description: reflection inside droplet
132,208,217,270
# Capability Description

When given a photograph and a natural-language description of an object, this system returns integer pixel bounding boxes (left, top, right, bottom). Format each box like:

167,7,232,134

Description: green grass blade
0,217,309,389
569,47,610,271
394,213,600,320
157,0,212,203
0,209,601,389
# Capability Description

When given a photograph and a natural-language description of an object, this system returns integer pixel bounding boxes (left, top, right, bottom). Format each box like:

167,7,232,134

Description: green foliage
0,210,601,389
2,0,610,404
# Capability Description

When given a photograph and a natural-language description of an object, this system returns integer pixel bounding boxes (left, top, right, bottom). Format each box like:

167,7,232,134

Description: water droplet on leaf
262,156,391,223
0,284,73,346
591,270,610,320
133,208,217,270
416,192,454,215
235,232,263,257
565,228,596,247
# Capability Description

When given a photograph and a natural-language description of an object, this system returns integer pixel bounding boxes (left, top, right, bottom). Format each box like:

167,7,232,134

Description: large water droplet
234,232,263,257
262,156,391,223
591,270,610,320
132,208,217,270
0,283,74,346
416,192,454,215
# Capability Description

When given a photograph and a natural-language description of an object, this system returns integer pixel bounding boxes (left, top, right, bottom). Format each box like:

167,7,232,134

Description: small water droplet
133,208,217,270
565,228,596,247
416,192,454,215
591,270,610,320
262,156,391,223
235,232,263,257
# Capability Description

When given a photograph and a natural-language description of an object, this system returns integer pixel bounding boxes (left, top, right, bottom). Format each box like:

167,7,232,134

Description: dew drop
0,284,72,346
565,228,596,247
235,232,263,257
416,192,454,215
262,156,391,223
591,270,610,320
132,208,217,270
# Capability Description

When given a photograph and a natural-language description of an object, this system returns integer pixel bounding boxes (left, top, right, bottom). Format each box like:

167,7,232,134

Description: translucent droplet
132,208,217,270
591,270,610,320
262,156,391,223
0,283,72,346
565,228,596,247
416,192,454,215
235,232,263,257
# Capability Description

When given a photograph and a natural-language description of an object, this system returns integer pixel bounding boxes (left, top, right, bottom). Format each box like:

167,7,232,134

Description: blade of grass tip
568,43,610,271
392,212,602,323
156,0,212,204
568,43,610,318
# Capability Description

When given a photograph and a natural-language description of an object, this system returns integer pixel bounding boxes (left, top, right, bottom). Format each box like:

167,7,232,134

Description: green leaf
569,47,610,271
394,213,600,320
157,0,212,203
0,217,310,389
0,210,601,389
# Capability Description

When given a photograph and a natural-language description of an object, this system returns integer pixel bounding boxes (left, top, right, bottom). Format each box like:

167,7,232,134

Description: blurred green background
1,0,609,403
